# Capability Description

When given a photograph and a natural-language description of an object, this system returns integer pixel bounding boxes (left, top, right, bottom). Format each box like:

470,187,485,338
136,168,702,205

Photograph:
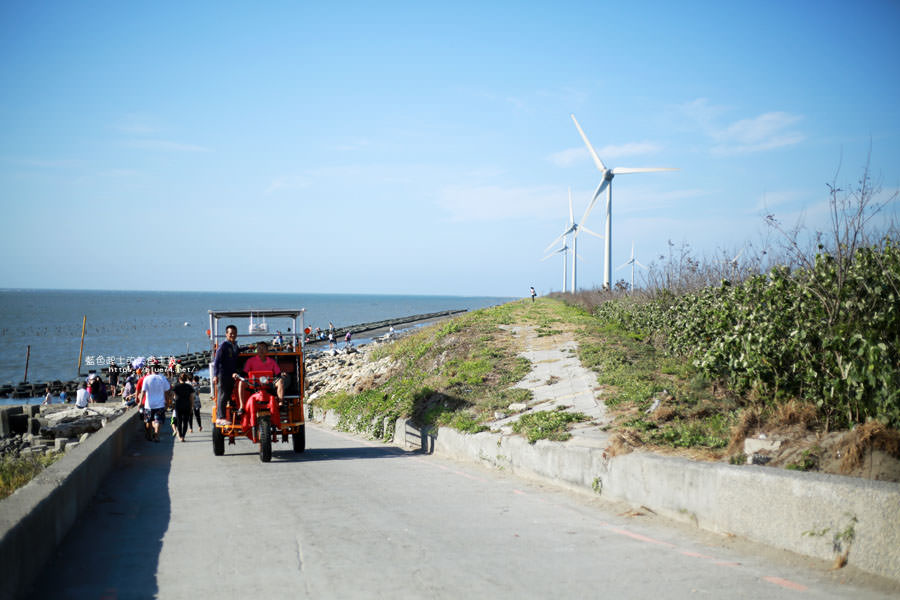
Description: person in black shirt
213,324,240,426
172,372,195,442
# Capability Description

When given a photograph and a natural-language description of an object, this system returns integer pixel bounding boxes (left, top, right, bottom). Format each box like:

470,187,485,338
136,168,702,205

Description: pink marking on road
713,560,742,567
680,550,714,559
763,576,808,592
605,525,677,548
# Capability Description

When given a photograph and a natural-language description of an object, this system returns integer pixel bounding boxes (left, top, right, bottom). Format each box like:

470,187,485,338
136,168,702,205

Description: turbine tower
542,241,569,292
544,187,602,291
571,114,677,289
616,241,647,293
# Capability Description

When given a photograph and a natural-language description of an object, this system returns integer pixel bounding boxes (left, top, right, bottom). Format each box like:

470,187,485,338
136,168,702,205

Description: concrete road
27,419,895,599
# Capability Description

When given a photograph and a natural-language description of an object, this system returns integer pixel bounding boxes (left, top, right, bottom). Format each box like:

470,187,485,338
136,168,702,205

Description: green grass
1,453,61,500
512,408,589,443
312,297,741,453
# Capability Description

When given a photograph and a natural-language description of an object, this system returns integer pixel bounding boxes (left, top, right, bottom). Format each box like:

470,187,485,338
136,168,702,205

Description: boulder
42,416,104,439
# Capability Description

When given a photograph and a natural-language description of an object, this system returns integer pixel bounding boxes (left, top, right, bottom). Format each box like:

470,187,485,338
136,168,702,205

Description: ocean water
0,289,513,387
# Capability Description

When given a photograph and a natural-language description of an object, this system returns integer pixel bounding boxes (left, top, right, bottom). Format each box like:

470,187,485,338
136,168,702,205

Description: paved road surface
27,418,895,599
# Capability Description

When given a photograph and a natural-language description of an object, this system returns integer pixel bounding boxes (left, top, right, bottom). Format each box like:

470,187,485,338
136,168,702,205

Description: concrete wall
0,407,141,600
382,415,900,583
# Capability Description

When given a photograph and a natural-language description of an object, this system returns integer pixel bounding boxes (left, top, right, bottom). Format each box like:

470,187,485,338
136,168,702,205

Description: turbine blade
543,244,567,260
612,167,678,174
544,231,566,253
634,259,648,269
579,180,608,228
579,225,603,239
616,261,630,271
570,114,606,172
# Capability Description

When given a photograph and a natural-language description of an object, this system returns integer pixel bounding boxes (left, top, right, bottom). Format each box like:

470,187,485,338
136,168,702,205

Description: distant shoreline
0,309,473,402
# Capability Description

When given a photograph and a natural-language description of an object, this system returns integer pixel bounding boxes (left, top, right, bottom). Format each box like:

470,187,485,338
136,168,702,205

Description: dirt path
490,324,612,448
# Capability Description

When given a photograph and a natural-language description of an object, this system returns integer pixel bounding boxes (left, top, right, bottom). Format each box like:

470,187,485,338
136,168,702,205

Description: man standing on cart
212,324,240,427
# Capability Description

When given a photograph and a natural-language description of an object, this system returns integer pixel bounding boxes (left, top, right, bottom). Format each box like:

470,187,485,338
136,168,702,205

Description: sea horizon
0,289,515,388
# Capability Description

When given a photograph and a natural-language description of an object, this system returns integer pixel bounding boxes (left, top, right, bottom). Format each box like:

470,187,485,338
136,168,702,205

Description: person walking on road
189,375,203,432
140,371,171,442
172,372,194,442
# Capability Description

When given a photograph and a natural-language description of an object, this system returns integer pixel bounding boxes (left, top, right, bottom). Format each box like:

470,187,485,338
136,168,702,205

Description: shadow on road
288,444,421,462
220,444,421,463
26,421,174,599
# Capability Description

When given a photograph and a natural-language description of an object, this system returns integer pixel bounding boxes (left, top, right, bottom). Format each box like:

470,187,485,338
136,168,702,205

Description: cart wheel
213,425,225,456
259,417,272,463
292,424,305,453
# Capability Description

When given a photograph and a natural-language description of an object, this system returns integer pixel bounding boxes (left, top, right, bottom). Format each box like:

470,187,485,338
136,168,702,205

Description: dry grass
606,431,642,457
727,407,764,454
771,400,818,429
837,421,900,473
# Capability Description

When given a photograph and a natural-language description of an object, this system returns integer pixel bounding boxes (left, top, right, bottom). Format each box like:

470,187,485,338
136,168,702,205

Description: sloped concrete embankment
0,407,142,600
310,408,900,583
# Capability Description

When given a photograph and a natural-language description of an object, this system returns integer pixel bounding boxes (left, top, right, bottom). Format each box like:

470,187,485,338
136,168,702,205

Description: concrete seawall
312,408,900,583
0,407,141,600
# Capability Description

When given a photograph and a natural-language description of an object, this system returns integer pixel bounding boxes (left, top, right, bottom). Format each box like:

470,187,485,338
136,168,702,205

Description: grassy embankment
313,236,900,473
312,297,740,452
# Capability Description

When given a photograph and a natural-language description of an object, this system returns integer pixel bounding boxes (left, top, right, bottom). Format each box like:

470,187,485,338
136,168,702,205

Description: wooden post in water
77,315,86,375
23,345,30,383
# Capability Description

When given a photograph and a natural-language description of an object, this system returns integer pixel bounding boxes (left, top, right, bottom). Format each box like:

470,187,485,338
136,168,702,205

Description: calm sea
0,289,513,387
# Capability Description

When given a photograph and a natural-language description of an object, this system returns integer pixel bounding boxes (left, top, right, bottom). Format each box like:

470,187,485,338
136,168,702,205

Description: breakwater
0,310,465,399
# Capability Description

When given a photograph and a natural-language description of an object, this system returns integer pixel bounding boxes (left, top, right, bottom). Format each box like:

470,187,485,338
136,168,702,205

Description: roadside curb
0,406,142,600
311,408,900,583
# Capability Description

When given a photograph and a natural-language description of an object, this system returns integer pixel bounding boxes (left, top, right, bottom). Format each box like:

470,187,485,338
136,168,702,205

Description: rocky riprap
305,343,399,401
0,403,129,459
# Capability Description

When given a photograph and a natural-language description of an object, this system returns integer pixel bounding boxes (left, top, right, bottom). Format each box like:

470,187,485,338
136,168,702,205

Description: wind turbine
722,245,746,281
542,241,569,292
544,187,602,291
571,114,677,289
616,241,647,293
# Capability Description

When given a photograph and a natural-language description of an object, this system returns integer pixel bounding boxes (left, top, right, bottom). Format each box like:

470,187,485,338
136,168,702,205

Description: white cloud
753,189,809,212
549,142,663,167
437,184,564,222
335,139,372,151
598,142,663,159
678,98,804,155
712,112,804,155
125,139,210,152
265,175,311,194
547,147,586,167
115,114,158,135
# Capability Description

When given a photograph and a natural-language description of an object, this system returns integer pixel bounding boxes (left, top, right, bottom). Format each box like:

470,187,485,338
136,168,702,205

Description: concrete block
0,409,10,438
78,432,90,444
25,404,40,417
743,437,782,455
28,417,41,436
9,413,28,435
54,438,68,452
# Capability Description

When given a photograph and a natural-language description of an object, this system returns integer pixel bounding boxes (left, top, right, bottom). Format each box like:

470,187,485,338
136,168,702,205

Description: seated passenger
239,341,287,409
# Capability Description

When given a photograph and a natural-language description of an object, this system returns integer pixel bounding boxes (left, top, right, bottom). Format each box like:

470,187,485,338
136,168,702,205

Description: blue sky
1,0,898,296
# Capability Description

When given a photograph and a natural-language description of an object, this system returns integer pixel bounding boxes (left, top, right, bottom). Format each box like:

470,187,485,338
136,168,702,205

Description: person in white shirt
75,382,90,409
140,372,172,442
